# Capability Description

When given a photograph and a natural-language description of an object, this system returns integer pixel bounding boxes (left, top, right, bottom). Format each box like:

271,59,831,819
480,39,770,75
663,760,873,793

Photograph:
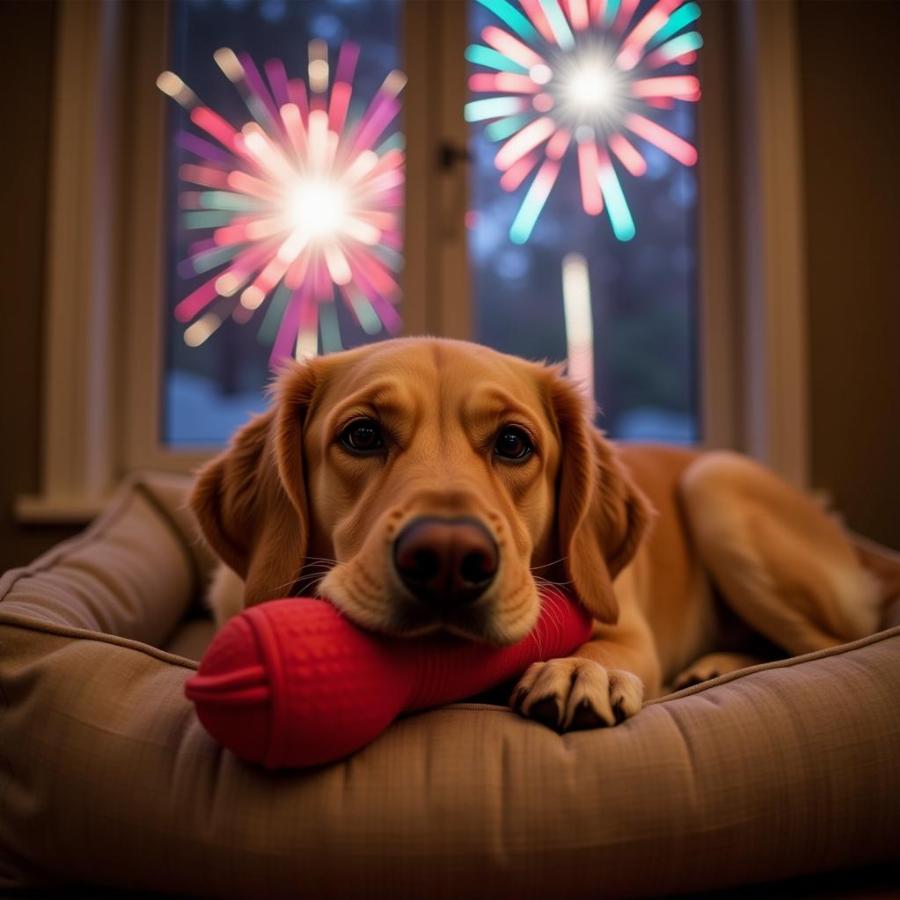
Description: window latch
437,141,471,171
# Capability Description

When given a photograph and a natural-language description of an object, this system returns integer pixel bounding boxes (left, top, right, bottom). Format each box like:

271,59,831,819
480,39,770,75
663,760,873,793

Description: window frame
17,0,807,521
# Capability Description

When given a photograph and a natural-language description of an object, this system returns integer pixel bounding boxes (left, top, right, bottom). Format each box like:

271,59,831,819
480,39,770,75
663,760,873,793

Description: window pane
466,0,701,443
160,0,404,447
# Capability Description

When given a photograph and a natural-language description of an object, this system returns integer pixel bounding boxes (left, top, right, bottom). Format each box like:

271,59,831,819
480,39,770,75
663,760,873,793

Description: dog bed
1,473,898,899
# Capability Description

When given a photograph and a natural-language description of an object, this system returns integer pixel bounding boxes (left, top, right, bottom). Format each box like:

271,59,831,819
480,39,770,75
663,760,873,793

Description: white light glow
555,50,627,130
562,252,595,408
241,285,265,309
566,62,616,112
308,39,329,93
156,71,197,108
529,63,553,85
184,313,222,347
213,47,243,83
285,179,349,241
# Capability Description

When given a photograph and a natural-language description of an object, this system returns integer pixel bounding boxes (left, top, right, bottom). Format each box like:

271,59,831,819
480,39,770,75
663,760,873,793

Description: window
158,0,702,448
24,0,811,521
160,0,404,446
466,0,700,442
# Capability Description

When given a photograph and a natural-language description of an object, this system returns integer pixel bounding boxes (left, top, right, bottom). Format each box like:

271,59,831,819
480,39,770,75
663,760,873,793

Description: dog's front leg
510,603,661,732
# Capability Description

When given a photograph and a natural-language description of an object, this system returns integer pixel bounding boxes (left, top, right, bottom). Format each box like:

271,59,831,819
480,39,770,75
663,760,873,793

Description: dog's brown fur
191,338,893,731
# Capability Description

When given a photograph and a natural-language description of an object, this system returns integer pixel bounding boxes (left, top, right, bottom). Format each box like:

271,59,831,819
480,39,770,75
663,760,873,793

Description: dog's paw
510,658,643,732
672,652,761,691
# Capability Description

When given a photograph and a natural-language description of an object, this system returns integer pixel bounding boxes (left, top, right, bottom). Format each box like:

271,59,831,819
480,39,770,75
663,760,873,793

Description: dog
190,337,893,732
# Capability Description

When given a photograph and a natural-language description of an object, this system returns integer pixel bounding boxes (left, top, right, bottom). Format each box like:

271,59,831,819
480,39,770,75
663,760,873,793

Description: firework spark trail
466,0,701,242
158,43,406,363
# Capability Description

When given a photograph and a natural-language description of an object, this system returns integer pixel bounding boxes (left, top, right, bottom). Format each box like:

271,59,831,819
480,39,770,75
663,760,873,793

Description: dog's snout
393,517,498,606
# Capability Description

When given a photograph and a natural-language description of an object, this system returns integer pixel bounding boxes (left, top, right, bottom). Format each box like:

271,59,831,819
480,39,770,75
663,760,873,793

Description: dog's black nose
393,517,498,606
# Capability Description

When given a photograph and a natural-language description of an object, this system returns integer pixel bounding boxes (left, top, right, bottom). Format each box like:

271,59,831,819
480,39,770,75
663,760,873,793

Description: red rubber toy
185,588,592,768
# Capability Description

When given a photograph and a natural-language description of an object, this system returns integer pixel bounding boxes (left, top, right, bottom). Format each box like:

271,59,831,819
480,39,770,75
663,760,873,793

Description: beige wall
0,1,897,571
798,1,900,548
0,1,79,572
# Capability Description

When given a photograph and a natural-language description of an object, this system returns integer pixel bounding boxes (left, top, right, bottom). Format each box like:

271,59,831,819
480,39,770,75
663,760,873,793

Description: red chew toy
185,588,592,768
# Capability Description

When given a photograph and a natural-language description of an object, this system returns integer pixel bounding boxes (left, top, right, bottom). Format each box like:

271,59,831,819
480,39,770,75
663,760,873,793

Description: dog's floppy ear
190,360,320,606
548,371,652,624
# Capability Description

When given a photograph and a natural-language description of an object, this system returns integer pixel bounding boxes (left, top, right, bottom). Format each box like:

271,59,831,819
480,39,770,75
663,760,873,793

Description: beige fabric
1,475,898,899
0,473,213,643
164,616,216,659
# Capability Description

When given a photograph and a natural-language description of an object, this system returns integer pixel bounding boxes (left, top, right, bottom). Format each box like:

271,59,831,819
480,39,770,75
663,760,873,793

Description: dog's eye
339,418,385,455
494,425,535,462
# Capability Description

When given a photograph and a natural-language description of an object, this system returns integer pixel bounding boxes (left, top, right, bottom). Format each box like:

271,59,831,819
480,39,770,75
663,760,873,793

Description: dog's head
191,338,650,643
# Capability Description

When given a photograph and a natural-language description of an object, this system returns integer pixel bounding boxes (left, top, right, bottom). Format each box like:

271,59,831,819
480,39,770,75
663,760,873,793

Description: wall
798,1,900,548
0,1,79,572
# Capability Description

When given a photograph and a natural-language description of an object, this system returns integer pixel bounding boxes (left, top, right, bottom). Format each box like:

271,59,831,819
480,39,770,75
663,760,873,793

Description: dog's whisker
258,562,338,599
530,557,568,572
266,575,307,594
539,592,564,647
295,568,329,581
295,564,338,578
533,574,574,589
293,570,331,592
531,563,572,647
540,586,573,648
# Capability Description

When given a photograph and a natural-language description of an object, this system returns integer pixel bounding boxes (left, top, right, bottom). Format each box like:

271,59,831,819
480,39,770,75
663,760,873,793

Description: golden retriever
191,337,892,731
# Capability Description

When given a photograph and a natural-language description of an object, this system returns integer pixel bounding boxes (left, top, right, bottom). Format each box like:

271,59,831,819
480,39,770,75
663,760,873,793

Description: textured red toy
185,588,592,769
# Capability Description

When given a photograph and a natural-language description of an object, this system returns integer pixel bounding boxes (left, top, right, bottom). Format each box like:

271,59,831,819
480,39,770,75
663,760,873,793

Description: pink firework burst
158,43,405,363
465,0,702,243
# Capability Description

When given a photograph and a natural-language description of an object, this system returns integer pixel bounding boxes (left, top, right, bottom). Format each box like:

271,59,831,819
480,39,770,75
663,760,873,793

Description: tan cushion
0,473,214,642
1,475,898,898
163,616,216,659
